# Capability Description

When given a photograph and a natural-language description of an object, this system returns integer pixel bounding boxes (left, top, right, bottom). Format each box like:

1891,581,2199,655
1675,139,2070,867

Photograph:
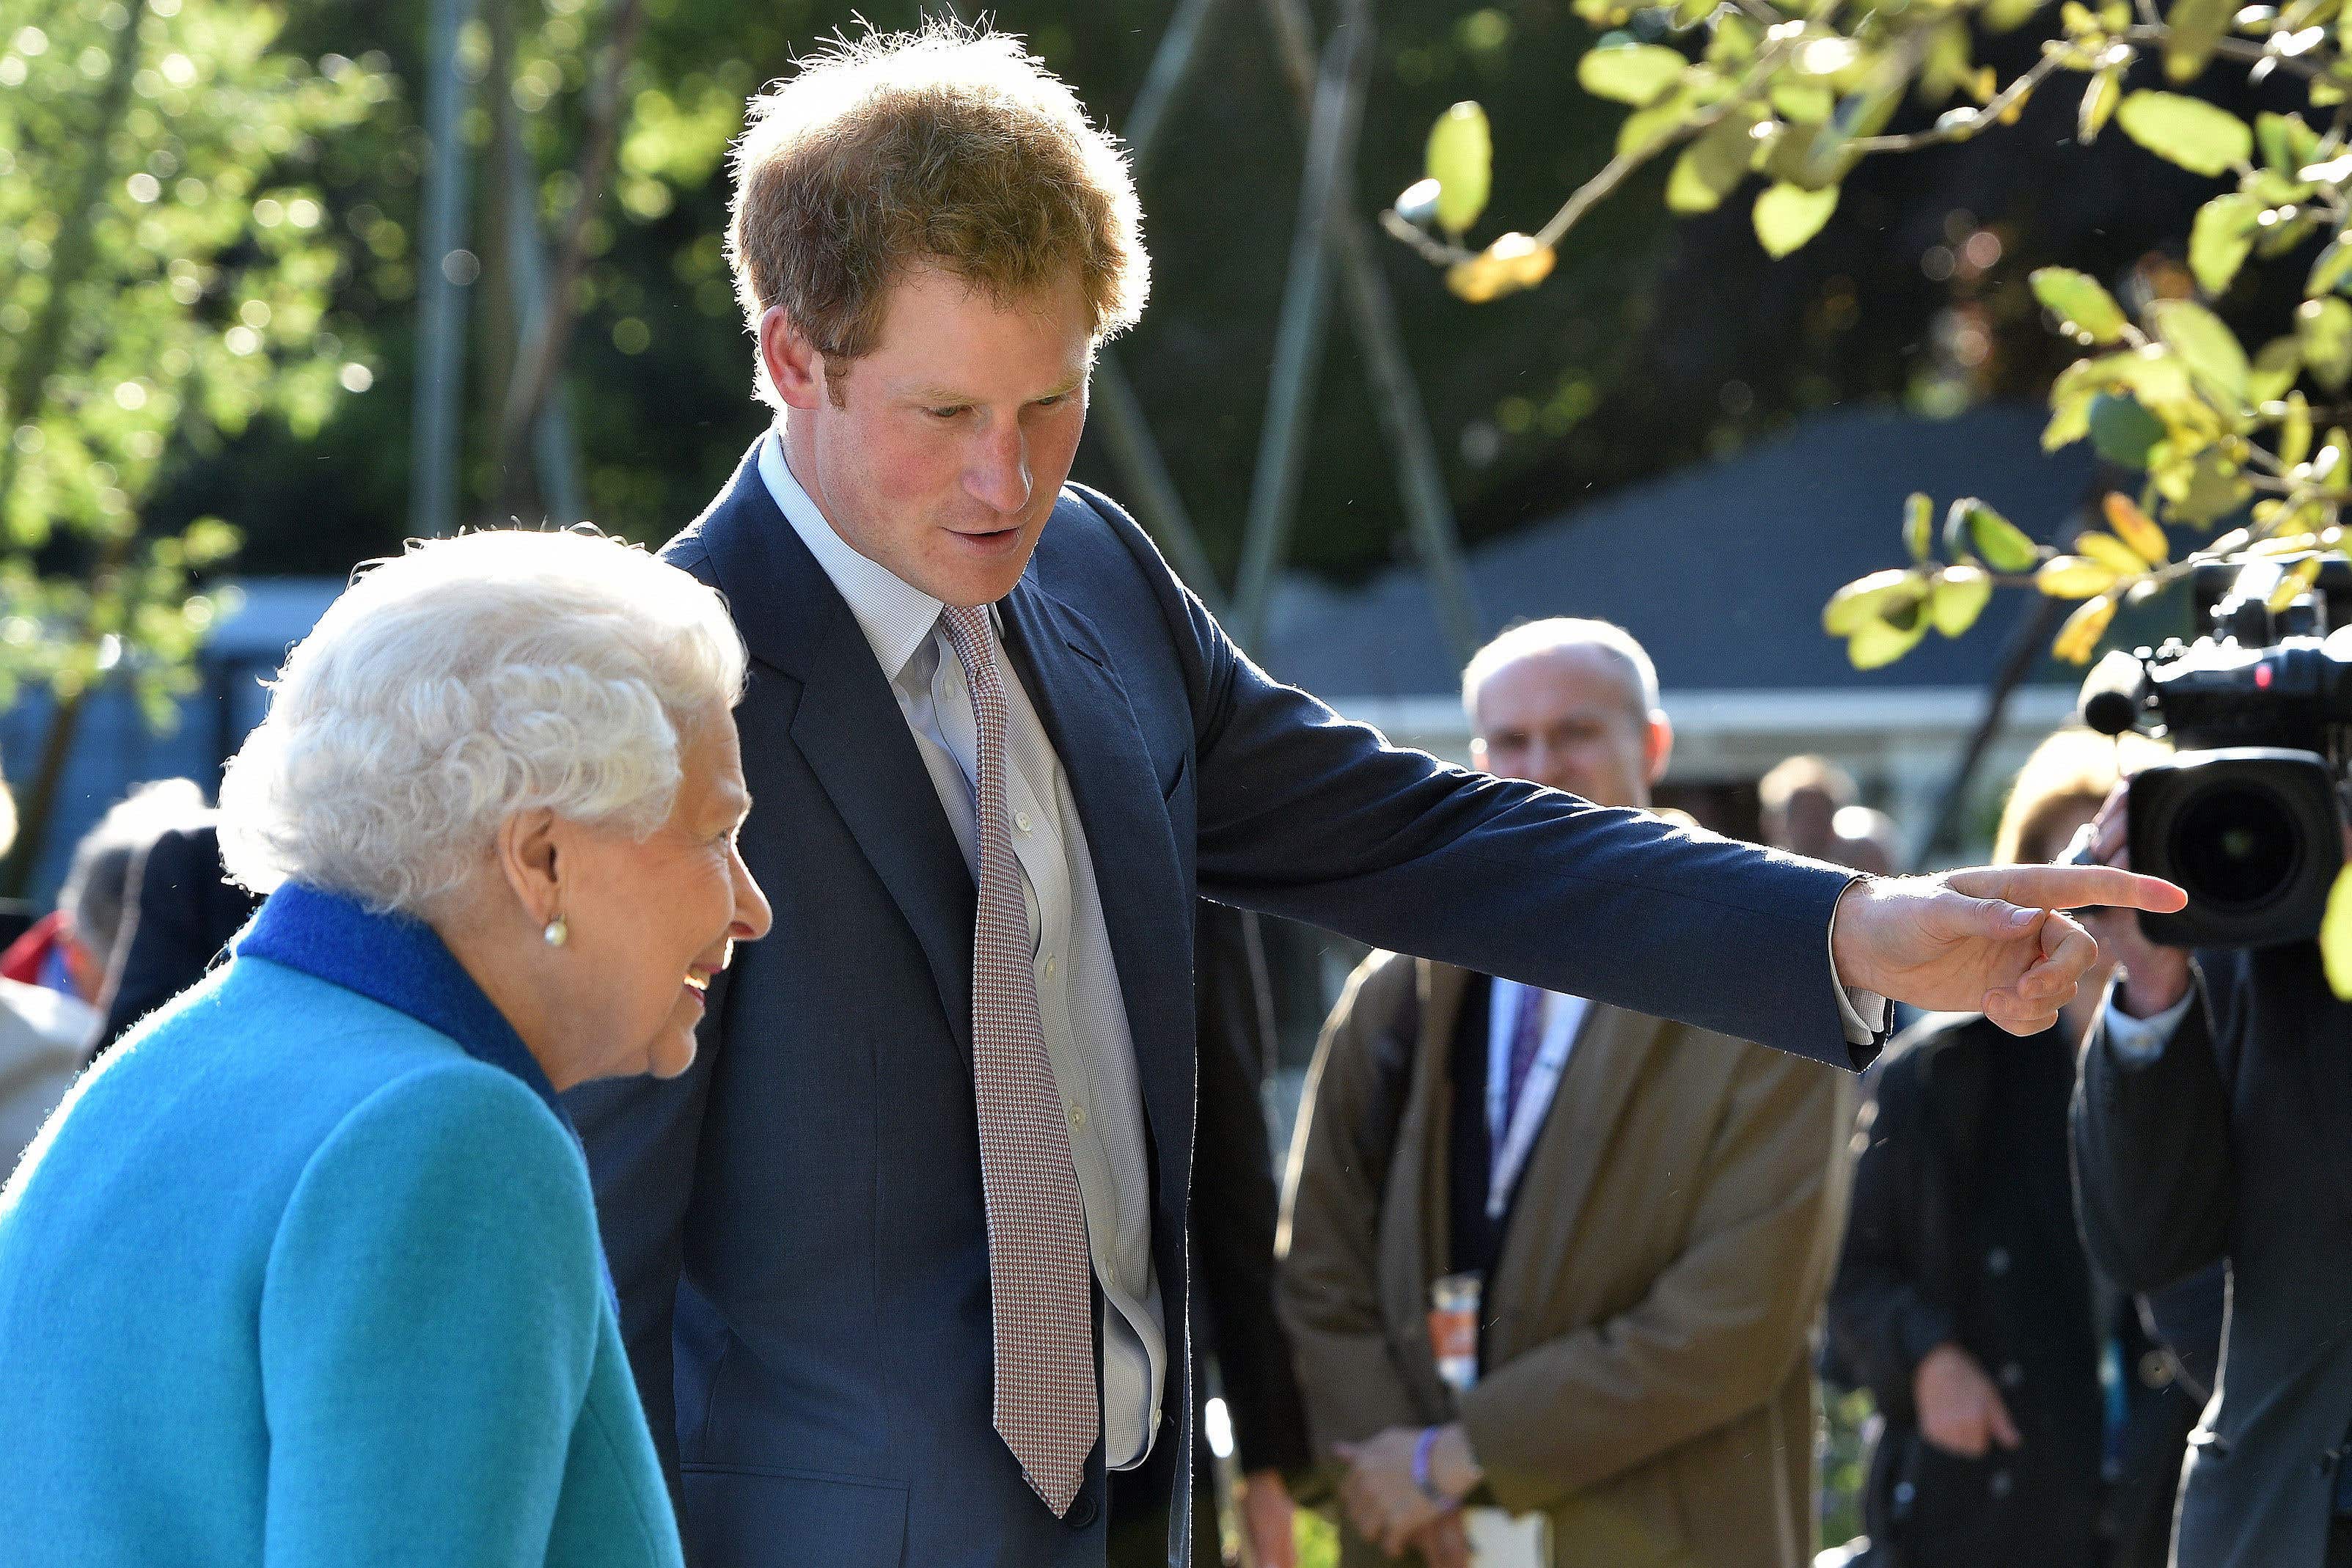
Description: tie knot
940,603,995,684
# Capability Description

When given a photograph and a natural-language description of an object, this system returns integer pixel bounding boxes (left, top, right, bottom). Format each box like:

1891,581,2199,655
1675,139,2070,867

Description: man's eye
926,406,966,420
1033,394,1066,409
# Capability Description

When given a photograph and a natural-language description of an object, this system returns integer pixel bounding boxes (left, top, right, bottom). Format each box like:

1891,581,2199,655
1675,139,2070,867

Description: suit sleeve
1275,953,1429,1458
1825,1051,1956,1424
1452,1040,1854,1511
2073,963,2235,1293
1190,905,1313,1478
260,1068,611,1566
98,826,257,1052
1075,486,1872,1071
565,964,730,1498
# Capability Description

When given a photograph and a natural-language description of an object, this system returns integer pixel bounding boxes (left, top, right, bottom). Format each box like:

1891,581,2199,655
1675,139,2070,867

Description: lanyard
1486,987,1578,1220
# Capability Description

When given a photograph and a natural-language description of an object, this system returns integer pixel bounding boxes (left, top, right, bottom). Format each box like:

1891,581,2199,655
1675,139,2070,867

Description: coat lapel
1487,1002,1659,1318
997,569,1193,1197
688,444,977,1059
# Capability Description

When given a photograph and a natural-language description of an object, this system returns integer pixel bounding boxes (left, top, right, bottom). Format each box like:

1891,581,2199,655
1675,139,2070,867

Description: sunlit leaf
2149,298,2252,400
2320,863,2352,1000
2188,192,2261,295
2030,266,2128,342
1578,41,1691,105
1822,568,1927,635
2299,296,2352,391
1848,613,1931,669
1666,106,1765,213
2163,0,2235,82
2103,493,2172,563
1426,103,1493,238
2079,67,2125,144
1949,497,2042,571
2051,595,2119,663
2038,555,2123,597
1930,563,1993,636
1905,492,1935,562
2252,335,2306,402
2116,90,2255,177
2076,531,2152,575
1753,181,1840,257
2088,393,2166,466
1444,232,1557,302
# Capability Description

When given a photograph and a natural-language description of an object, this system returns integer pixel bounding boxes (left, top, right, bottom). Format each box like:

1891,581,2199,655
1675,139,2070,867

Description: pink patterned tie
939,604,1096,1517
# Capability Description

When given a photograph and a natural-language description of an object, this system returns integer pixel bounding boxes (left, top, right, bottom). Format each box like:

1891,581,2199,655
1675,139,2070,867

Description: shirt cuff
1827,907,1890,1048
2102,983,2194,1066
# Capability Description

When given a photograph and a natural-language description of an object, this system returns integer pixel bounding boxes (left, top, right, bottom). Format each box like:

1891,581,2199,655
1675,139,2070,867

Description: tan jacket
1277,953,1853,1568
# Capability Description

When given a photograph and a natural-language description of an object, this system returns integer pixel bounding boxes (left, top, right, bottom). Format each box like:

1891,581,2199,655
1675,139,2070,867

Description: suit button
1999,1361,2025,1390
1065,1490,1099,1528
1989,1470,2013,1499
1985,1246,2011,1276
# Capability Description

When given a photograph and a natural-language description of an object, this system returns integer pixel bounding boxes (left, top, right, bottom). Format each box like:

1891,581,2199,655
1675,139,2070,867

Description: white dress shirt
758,432,1167,1469
1483,981,1589,1219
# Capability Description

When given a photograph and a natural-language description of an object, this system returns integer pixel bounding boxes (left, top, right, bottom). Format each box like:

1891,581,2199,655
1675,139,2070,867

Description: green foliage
0,0,384,722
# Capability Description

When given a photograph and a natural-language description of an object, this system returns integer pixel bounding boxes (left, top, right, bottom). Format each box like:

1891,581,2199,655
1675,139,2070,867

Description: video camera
2079,555,2352,947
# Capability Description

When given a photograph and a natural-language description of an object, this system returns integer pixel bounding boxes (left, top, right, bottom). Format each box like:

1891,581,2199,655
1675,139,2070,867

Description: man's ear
758,306,827,411
493,807,563,928
1644,710,1675,787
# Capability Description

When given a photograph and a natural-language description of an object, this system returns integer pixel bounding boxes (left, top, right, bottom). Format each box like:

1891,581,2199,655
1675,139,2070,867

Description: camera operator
2073,772,2352,1568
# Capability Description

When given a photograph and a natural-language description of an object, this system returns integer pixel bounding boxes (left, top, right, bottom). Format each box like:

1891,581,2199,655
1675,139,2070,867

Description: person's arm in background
1191,906,1308,1567
565,963,730,1501
260,1068,670,1564
1446,1040,1854,1514
1275,954,1428,1460
1827,1040,2018,1459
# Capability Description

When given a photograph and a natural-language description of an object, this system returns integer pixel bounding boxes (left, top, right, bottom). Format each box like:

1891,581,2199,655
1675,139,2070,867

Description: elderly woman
0,529,770,1566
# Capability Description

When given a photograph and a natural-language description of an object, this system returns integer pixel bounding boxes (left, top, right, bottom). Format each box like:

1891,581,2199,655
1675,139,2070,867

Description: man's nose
965,422,1033,516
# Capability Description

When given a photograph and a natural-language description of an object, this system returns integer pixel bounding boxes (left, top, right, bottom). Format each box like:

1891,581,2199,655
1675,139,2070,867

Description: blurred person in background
0,530,770,1566
1825,728,2195,1568
1,779,213,1011
0,770,101,1173
1278,619,1855,1568
1762,755,1894,873
94,807,262,1053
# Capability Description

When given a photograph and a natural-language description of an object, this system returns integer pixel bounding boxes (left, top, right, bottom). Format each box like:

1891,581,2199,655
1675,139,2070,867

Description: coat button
1065,1489,1099,1528
1985,1246,2011,1276
1989,1470,2013,1499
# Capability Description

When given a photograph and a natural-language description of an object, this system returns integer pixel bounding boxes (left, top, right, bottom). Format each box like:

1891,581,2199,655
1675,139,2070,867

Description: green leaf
2188,192,2261,295
2321,864,2352,1000
2260,112,2322,177
2088,393,2166,466
2311,236,2352,298
1426,103,1493,238
1578,41,1691,105
1752,181,1840,257
2163,0,2235,82
2079,67,2125,145
2116,90,2255,177
2251,335,2305,402
2300,296,2352,391
1848,615,1931,670
1770,80,1836,125
2149,298,2252,400
1822,568,1927,635
2283,390,2314,468
1930,564,1993,637
1616,86,1702,158
1666,107,1763,213
1984,0,2046,28
2029,266,2128,342
1904,492,1935,562
1919,20,1974,106
1948,497,2041,571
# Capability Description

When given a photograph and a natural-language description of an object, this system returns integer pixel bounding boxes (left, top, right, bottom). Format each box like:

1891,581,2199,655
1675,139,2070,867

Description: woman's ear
493,807,564,927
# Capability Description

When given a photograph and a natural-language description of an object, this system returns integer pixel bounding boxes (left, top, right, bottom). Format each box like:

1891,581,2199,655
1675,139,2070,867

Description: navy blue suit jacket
571,444,1866,1568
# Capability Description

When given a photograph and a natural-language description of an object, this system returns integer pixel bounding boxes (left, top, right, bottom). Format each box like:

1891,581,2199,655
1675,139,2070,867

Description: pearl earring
543,916,568,948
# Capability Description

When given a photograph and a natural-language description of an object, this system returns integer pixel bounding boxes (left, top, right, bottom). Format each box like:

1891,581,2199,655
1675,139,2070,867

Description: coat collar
235,882,572,1133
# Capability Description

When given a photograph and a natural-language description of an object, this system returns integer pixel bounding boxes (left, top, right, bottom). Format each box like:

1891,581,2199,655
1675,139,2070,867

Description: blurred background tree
0,0,383,887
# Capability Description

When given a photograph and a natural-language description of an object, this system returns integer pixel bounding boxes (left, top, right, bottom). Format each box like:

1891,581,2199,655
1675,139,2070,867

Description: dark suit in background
2075,944,2352,1568
96,823,258,1051
572,450,1871,1568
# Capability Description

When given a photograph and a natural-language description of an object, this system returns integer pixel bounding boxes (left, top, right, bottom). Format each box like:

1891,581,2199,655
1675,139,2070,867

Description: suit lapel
1488,1003,1658,1314
997,568,1193,1196
689,444,978,1059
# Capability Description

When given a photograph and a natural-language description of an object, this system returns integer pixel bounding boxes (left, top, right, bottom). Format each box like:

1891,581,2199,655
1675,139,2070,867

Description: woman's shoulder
308,1056,584,1194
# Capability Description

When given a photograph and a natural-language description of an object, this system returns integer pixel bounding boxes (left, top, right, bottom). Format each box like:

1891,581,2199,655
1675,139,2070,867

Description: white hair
219,529,747,917
1461,617,1660,728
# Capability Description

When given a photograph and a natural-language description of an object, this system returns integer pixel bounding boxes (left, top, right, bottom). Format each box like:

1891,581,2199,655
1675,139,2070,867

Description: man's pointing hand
1832,865,2188,1036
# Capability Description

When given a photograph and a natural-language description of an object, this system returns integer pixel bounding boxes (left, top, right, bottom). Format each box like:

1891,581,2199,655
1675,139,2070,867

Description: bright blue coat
0,884,684,1567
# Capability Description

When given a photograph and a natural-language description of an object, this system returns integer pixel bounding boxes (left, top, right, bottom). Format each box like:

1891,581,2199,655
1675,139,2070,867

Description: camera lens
2172,784,2302,909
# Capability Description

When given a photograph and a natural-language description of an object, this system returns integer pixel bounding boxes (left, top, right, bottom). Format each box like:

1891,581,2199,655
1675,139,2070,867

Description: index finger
1944,862,2186,914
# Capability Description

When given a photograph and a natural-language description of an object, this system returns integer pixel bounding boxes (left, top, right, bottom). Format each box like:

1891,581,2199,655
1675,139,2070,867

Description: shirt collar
235,882,573,1133
758,426,950,683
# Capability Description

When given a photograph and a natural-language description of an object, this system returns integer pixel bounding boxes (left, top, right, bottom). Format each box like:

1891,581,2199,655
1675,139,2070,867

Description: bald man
1280,620,1855,1568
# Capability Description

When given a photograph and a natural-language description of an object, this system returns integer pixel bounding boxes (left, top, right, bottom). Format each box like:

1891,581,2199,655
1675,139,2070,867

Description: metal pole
1122,0,1223,178
1261,0,1481,662
411,0,481,538
1091,353,1226,610
1230,0,1372,649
